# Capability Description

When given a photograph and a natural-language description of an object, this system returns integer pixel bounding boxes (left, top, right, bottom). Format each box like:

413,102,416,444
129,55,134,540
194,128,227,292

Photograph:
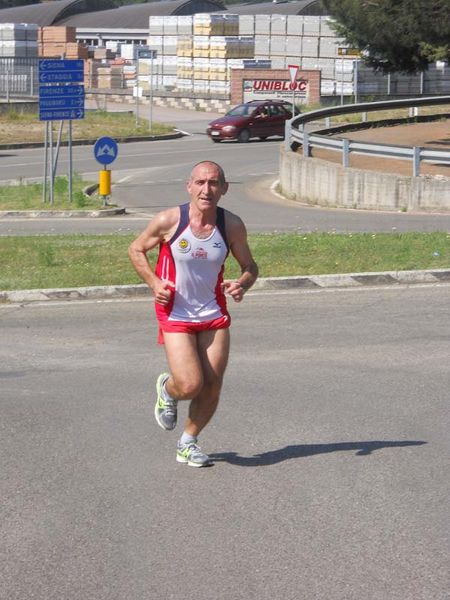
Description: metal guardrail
286,96,450,177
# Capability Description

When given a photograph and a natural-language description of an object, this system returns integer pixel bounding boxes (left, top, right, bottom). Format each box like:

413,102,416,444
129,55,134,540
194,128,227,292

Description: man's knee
171,374,203,399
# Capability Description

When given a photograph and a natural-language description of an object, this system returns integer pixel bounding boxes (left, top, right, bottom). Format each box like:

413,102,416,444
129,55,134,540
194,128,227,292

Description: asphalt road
2,284,449,600
1,105,450,235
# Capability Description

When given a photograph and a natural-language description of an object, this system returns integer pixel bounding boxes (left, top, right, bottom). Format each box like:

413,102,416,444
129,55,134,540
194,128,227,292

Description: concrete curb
1,269,449,304
0,207,126,218
0,131,184,151
0,183,125,219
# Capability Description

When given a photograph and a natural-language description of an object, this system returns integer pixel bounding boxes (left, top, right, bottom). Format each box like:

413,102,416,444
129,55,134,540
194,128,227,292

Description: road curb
0,207,126,218
0,131,184,151
1,269,449,304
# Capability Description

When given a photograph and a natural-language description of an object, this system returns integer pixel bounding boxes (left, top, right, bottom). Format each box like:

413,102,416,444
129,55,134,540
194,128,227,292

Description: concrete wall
0,99,38,114
279,145,450,212
86,90,231,113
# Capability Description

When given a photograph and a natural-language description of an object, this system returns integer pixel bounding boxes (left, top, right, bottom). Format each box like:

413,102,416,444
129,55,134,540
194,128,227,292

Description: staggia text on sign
243,79,308,102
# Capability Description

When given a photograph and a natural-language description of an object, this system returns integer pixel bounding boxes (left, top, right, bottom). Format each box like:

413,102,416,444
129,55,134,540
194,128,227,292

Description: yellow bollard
99,169,111,197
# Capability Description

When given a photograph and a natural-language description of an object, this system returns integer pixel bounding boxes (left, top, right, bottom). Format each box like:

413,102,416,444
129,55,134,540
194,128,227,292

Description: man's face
187,163,228,211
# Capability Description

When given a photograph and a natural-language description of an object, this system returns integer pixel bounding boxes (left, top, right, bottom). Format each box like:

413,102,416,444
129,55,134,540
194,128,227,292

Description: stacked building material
38,26,88,59
239,14,351,97
193,14,239,36
0,23,38,57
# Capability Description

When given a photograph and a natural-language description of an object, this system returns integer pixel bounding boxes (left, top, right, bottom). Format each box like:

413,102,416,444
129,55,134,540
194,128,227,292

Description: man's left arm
224,214,259,303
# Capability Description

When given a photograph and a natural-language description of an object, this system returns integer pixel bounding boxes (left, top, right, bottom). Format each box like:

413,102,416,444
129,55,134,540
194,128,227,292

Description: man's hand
153,279,175,306
223,280,245,303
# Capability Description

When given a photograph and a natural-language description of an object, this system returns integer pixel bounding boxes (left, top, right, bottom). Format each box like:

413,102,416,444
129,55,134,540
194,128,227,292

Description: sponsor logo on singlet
192,247,208,259
177,238,191,253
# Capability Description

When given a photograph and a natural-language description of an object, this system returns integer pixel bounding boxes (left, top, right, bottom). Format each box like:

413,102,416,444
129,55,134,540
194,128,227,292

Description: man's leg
162,332,204,400
178,328,230,467
154,332,203,431
162,328,230,467
184,328,230,437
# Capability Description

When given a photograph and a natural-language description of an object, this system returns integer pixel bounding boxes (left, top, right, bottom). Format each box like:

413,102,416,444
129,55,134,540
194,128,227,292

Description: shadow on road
210,440,427,467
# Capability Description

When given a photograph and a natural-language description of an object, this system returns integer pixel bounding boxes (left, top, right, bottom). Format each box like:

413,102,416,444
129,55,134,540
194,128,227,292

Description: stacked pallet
0,23,38,57
95,65,124,89
147,14,252,93
38,27,88,59
174,15,253,93
193,13,239,36
240,15,350,97
92,47,115,60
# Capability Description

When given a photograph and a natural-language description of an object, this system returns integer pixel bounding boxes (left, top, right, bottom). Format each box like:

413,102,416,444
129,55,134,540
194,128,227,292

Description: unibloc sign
243,79,308,102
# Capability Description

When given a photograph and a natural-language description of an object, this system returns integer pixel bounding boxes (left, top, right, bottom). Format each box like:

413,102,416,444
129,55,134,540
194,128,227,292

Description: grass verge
0,175,102,211
0,109,174,145
0,232,449,291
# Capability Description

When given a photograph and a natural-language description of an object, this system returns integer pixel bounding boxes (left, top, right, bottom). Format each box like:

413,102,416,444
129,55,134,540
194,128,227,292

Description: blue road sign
39,83,85,121
94,136,118,165
39,84,85,98
39,70,84,83
39,59,84,84
39,108,85,121
40,96,85,110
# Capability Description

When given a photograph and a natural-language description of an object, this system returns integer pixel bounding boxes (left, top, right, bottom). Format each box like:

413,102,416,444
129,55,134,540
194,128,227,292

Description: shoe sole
176,455,212,467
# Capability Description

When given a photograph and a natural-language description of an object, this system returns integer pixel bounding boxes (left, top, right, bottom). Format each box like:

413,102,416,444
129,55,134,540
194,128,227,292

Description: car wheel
212,138,221,143
238,129,250,143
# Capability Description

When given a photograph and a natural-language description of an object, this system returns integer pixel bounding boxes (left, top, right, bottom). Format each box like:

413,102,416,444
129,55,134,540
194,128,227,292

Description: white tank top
155,203,230,323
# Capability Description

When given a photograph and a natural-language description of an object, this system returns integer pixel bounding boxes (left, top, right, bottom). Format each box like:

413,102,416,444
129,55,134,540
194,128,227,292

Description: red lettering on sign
249,79,309,94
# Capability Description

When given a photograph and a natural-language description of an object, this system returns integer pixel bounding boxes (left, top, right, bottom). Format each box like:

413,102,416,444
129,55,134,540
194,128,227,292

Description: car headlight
222,125,237,132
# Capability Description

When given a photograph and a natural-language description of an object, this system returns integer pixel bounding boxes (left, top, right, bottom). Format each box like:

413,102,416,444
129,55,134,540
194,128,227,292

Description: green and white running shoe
154,373,177,431
176,441,212,467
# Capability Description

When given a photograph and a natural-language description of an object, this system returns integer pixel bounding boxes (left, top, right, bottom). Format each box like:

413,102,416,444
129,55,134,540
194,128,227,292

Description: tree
321,0,450,73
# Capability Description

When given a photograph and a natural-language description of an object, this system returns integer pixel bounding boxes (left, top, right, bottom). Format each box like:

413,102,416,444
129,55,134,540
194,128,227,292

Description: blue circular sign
94,136,118,166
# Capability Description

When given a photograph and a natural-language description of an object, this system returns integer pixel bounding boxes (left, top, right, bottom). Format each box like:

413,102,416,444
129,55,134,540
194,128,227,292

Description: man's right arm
128,209,178,304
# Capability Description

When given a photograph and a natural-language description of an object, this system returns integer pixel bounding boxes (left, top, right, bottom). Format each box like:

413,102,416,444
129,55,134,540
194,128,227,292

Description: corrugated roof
59,0,226,27
227,1,325,15
0,0,324,28
0,0,115,26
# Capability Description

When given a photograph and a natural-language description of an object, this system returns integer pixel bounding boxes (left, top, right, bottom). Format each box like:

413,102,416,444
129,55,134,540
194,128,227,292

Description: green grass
0,175,102,210
0,232,449,291
0,109,174,145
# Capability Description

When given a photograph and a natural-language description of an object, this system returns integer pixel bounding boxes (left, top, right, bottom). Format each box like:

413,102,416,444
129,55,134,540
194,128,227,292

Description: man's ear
222,182,229,195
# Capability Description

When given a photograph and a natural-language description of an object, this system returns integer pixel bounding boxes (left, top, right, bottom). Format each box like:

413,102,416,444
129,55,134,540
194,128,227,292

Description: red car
206,99,293,143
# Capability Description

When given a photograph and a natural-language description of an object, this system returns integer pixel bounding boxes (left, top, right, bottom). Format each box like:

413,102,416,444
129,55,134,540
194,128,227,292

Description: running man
128,161,258,467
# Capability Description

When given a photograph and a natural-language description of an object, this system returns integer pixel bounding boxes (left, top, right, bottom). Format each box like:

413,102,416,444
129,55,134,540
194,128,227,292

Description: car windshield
226,104,256,117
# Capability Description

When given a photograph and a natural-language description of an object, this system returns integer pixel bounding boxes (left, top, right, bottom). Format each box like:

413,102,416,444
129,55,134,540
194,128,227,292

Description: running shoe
176,441,212,467
154,372,177,430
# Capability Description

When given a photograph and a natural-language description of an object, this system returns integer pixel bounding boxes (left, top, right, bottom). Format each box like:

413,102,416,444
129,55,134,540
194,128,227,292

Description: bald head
190,161,226,186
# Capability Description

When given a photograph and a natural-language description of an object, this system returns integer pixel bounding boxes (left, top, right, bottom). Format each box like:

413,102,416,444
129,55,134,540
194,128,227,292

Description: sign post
137,48,157,131
39,59,85,204
287,64,299,115
94,136,118,206
337,48,361,104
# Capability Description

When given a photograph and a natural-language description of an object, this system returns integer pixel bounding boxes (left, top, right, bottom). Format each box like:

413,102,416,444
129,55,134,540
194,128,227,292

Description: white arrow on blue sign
94,137,118,165
40,96,85,109
39,84,85,98
39,108,85,121
40,59,84,72
39,59,84,83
